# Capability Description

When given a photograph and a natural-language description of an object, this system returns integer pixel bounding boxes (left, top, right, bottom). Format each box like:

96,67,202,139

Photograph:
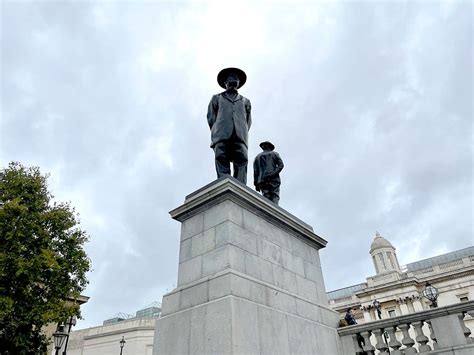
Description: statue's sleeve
253,156,259,185
246,99,252,129
207,95,218,129
274,152,284,174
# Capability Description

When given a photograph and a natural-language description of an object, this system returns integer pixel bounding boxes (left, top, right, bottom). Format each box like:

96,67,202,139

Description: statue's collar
222,91,242,102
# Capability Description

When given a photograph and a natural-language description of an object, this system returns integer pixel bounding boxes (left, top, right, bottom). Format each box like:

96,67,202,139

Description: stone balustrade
406,256,473,278
338,300,474,355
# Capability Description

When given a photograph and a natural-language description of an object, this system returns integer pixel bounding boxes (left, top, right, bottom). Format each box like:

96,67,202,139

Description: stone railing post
360,330,375,354
412,321,430,352
385,326,403,355
353,334,365,355
372,328,389,355
398,323,417,354
426,320,438,349
430,313,469,348
459,312,473,343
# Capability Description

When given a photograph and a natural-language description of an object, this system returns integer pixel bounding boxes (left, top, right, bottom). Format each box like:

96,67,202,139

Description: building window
388,309,396,318
458,296,469,302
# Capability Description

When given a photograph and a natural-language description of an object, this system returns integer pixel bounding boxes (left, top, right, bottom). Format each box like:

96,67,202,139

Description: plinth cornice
170,177,327,249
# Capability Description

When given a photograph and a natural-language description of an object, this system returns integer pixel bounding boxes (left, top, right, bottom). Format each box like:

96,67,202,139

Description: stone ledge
84,325,156,340
162,268,337,326
159,292,338,330
170,176,327,249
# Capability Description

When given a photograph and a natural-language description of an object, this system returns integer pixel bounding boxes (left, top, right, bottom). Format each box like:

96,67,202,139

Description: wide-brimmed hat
217,67,247,89
259,141,275,150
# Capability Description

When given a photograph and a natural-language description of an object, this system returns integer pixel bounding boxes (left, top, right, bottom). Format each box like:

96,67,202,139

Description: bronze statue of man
253,141,284,205
207,68,252,184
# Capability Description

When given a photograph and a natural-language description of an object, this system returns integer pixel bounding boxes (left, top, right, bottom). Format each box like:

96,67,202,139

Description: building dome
370,231,395,253
369,232,400,274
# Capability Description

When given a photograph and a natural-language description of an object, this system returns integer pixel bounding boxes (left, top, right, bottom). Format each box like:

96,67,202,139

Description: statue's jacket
253,151,284,187
207,91,252,148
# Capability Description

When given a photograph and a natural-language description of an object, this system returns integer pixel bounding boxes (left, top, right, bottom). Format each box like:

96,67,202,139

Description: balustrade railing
338,300,474,354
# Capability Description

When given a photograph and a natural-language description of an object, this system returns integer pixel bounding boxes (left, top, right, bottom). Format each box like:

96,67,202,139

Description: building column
363,309,372,322
412,299,425,312
399,302,410,315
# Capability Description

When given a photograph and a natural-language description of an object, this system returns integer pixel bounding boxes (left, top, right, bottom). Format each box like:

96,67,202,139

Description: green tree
0,162,91,354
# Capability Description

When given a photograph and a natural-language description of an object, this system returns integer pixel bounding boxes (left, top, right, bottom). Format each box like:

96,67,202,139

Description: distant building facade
66,303,161,355
327,233,474,328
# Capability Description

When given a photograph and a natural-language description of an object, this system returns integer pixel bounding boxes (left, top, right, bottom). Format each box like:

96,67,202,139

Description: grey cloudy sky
1,0,472,329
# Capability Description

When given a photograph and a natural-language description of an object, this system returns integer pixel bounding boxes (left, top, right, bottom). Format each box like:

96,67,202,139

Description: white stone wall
66,318,155,355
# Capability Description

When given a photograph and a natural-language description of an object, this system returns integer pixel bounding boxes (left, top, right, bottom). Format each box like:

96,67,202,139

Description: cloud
1,0,471,328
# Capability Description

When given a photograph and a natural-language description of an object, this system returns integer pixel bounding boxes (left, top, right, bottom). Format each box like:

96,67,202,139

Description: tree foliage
0,162,91,354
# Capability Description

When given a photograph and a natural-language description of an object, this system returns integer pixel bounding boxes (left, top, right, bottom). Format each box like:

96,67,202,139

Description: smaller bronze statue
253,141,284,205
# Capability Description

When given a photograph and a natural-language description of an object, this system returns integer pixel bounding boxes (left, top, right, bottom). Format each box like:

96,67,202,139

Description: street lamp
119,336,126,355
62,315,77,355
422,282,439,308
373,299,382,320
53,325,68,355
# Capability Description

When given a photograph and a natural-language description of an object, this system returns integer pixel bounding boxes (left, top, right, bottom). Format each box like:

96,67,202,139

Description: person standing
207,67,252,184
345,308,366,351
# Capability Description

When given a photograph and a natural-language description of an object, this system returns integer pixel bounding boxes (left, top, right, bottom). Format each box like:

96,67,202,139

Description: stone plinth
153,177,340,355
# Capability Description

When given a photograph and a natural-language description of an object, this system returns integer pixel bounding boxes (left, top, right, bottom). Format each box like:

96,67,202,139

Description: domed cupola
370,231,401,274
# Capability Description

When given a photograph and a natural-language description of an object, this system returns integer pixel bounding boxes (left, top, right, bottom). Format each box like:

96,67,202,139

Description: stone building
65,302,161,355
327,232,474,327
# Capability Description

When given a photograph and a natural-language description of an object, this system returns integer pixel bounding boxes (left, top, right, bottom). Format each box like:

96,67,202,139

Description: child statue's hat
217,67,247,89
259,141,275,151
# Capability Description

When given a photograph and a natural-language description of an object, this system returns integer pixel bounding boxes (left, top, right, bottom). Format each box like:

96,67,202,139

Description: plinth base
153,177,340,355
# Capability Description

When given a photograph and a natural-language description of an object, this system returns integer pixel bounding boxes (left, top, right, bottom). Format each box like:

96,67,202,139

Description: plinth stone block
153,177,340,354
